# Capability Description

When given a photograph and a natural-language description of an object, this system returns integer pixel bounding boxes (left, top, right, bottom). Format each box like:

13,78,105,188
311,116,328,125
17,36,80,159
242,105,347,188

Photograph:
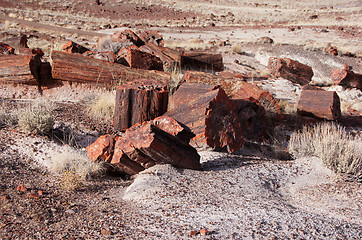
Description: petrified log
116,46,164,71
165,87,243,152
19,48,44,56
297,90,341,120
86,134,115,162
139,43,179,71
268,57,313,85
181,52,224,72
183,70,246,95
114,79,168,131
331,66,362,90
115,30,144,47
20,35,28,48
138,30,164,47
62,41,90,54
82,50,116,63
0,42,15,54
50,51,170,85
151,116,195,143
111,121,201,175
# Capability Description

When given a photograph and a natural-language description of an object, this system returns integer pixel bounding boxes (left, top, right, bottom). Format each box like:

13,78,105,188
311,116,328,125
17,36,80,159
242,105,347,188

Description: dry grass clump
0,107,17,129
18,101,54,135
47,148,105,190
86,91,116,121
288,122,361,181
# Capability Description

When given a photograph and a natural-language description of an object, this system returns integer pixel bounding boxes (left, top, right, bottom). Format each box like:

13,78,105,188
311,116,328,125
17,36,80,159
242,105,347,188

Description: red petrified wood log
62,41,90,54
114,79,169,131
331,65,362,90
86,134,115,162
138,30,165,47
139,43,180,71
116,46,164,71
165,86,243,152
50,51,170,85
268,57,313,85
111,120,201,175
181,52,224,72
297,90,341,120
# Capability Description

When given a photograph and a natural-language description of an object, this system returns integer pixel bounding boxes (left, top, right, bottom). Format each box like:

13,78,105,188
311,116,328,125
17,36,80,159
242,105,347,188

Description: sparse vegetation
288,122,362,180
18,101,54,135
86,91,116,121
0,107,17,129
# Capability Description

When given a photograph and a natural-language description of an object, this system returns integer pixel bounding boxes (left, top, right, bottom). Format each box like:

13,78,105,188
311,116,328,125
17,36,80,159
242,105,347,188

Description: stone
331,66,362,90
0,42,15,54
62,41,89,54
16,185,27,192
86,134,115,162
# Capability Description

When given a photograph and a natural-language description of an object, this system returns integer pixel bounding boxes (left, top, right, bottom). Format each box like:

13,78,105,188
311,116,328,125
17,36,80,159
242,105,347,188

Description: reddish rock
139,43,179,71
19,48,44,57
190,230,198,236
138,30,164,47
86,134,115,162
331,66,362,90
151,116,195,143
200,229,209,236
268,57,313,85
0,42,15,54
324,46,338,56
62,41,89,54
116,30,144,47
116,46,164,70
297,90,341,120
16,185,27,192
29,193,40,199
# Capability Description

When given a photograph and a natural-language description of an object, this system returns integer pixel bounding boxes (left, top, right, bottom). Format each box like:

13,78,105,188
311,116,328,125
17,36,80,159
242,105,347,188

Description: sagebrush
288,122,361,180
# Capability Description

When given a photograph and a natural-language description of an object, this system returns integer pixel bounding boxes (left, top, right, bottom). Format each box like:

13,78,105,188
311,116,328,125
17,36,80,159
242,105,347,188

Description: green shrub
18,102,54,135
288,122,361,180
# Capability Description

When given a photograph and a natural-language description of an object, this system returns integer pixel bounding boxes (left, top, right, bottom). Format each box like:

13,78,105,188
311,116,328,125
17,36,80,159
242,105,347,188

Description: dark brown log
116,46,164,71
268,57,313,85
139,43,179,71
20,35,28,48
331,67,362,90
0,55,36,84
114,79,169,131
165,87,243,153
62,41,90,54
50,51,170,85
297,90,341,120
183,70,246,96
111,122,201,175
138,30,164,47
181,52,224,72
0,42,15,55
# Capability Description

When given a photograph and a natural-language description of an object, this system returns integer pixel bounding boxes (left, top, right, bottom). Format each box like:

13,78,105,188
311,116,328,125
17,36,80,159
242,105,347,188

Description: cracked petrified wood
297,90,341,120
50,51,170,85
111,121,201,175
116,46,164,71
139,43,180,71
331,66,361,90
114,79,168,131
165,86,243,153
62,41,90,54
268,57,313,85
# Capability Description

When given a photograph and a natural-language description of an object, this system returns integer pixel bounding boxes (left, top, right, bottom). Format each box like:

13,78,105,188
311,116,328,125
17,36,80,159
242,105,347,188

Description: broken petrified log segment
50,51,170,85
113,30,144,47
181,52,224,72
116,46,164,71
0,42,15,55
82,50,116,63
139,43,179,71
165,87,243,153
268,57,313,85
86,134,115,162
297,90,341,120
62,41,90,54
183,70,246,96
138,30,164,47
331,66,362,90
111,122,201,175
114,79,168,131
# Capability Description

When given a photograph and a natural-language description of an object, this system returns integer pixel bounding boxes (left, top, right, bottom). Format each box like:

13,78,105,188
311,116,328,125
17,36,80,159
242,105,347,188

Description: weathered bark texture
181,52,224,72
165,87,243,153
297,90,341,120
50,51,170,85
116,46,164,71
268,57,313,85
62,41,90,54
114,79,169,131
111,122,201,175
182,70,246,96
139,43,179,71
331,68,362,90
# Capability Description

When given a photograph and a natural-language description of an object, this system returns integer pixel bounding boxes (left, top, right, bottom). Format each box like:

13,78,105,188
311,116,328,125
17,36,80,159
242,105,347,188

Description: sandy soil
0,0,361,239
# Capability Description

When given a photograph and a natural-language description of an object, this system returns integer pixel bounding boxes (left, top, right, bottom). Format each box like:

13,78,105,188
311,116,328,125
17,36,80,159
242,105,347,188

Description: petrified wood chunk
50,51,170,85
138,30,164,47
116,46,164,71
297,90,341,120
331,66,362,90
62,41,90,54
86,134,115,162
268,57,313,85
165,86,243,153
114,79,168,131
111,121,201,175
0,42,15,55
139,43,179,71
181,52,224,72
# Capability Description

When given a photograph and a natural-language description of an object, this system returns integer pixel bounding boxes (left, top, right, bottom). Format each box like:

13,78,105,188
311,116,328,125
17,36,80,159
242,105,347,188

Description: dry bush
18,101,54,135
231,44,242,54
288,122,362,180
0,107,17,129
86,91,116,121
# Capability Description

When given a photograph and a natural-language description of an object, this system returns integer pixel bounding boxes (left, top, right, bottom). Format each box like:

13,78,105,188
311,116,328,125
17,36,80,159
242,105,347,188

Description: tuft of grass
18,101,54,135
288,122,362,180
86,91,116,121
61,170,83,191
0,106,17,129
231,44,242,54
